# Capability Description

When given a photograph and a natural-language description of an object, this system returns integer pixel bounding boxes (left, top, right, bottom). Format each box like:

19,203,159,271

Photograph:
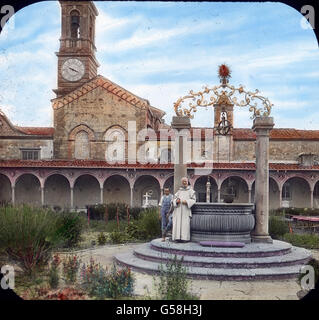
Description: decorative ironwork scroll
173,64,273,120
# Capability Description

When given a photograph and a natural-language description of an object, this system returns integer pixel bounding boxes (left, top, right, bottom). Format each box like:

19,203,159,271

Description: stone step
133,243,311,269
150,238,293,258
115,251,308,281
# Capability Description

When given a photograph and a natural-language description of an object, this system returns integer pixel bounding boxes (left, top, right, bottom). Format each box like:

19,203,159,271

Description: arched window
74,131,90,159
89,15,93,40
104,127,125,163
70,10,80,39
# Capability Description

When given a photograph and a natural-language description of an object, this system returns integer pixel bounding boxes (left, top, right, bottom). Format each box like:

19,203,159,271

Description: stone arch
0,173,12,204
104,125,127,162
194,176,218,203
15,173,41,206
44,174,71,209
163,175,174,193
251,177,280,209
282,176,311,208
70,9,80,39
69,124,95,160
69,124,95,141
104,124,127,137
133,175,161,207
103,174,130,205
74,174,100,209
219,173,250,190
220,176,249,203
68,8,80,16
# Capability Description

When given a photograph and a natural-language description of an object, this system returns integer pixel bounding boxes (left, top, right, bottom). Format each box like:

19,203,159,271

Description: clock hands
69,67,78,73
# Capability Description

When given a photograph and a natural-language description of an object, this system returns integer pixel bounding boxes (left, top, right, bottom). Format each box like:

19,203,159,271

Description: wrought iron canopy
173,64,273,120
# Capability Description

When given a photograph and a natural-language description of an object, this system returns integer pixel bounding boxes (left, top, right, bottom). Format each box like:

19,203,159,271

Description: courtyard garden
0,204,318,300
0,203,200,300
269,207,319,249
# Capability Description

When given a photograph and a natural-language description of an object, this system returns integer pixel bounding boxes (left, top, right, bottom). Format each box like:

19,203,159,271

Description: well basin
190,203,255,243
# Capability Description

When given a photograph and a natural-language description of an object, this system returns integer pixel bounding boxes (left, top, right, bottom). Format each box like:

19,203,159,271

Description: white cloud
97,13,248,53
96,9,141,32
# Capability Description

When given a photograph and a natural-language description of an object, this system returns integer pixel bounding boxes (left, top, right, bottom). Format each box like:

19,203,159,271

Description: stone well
190,203,255,244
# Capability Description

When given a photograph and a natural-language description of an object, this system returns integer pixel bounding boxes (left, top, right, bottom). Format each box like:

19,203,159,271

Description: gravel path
63,242,318,300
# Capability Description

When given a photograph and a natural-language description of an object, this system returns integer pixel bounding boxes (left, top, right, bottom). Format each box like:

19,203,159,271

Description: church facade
1,1,319,210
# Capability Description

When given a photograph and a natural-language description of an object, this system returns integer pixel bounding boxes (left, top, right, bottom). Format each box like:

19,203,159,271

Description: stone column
206,179,211,203
310,187,314,209
217,188,221,203
11,185,15,205
251,116,274,243
100,188,104,204
279,184,283,208
70,187,74,209
130,186,133,207
171,116,191,193
41,187,45,206
248,187,252,203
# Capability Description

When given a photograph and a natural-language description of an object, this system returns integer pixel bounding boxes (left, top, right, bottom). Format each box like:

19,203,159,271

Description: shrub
80,259,134,299
282,233,319,249
97,232,107,245
274,208,319,217
55,211,84,247
48,254,61,289
269,216,289,239
0,205,61,273
125,222,147,241
134,208,161,240
62,254,82,284
153,255,198,300
109,230,130,244
128,207,143,220
87,203,130,220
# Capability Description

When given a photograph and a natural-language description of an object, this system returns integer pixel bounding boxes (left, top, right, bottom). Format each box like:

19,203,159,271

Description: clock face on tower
61,58,85,82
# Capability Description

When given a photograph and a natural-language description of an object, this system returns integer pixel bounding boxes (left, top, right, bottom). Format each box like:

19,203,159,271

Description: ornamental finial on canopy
173,64,273,119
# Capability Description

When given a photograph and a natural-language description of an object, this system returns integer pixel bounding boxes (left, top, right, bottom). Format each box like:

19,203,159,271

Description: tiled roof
51,75,154,111
4,126,319,141
15,127,54,136
1,159,319,171
233,128,319,141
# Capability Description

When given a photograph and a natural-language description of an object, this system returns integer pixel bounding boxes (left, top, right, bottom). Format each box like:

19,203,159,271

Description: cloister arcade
0,167,319,210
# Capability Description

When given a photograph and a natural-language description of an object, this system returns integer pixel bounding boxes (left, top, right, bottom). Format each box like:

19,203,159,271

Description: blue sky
0,1,318,129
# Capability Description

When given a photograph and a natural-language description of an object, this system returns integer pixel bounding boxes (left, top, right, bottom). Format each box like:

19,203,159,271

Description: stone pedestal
171,116,191,193
251,116,274,243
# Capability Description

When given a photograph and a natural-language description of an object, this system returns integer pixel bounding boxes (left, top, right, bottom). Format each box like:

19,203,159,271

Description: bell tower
54,1,99,97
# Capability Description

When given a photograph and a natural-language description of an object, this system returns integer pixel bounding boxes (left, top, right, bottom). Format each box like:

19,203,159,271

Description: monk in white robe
172,177,196,242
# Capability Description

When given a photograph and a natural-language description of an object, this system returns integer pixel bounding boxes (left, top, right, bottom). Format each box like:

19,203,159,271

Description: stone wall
0,139,53,160
53,86,147,159
233,140,319,162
